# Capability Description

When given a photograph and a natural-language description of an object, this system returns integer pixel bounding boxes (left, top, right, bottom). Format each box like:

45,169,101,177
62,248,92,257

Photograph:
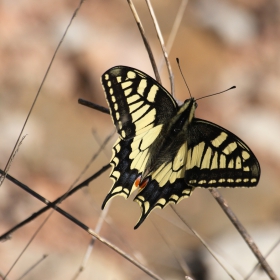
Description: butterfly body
101,66,260,229
139,98,195,179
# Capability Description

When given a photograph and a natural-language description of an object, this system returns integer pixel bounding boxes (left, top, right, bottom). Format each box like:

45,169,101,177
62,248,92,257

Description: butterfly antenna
196,86,236,101
176,58,192,98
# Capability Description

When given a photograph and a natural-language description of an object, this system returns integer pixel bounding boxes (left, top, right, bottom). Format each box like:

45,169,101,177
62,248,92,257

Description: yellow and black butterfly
101,66,260,229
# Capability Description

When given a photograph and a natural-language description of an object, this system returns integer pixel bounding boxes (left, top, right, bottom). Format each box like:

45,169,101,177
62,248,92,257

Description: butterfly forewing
101,66,178,139
100,65,261,229
101,66,178,208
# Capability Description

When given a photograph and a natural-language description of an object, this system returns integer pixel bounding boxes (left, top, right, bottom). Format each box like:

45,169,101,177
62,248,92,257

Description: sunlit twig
145,0,174,96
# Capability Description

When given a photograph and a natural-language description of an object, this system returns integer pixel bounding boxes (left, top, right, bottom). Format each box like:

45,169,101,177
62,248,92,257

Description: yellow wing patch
152,143,187,186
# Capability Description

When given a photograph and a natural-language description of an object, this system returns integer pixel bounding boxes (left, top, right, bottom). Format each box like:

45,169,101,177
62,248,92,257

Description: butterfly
100,66,260,229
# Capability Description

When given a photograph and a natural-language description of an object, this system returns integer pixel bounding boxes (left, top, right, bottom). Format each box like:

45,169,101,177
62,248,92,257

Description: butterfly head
176,97,197,126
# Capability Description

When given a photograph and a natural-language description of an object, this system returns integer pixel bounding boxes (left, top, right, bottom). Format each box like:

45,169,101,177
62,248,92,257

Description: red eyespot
135,176,141,187
135,176,149,189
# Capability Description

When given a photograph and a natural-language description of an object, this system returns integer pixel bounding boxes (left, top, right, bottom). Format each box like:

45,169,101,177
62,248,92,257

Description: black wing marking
101,66,178,139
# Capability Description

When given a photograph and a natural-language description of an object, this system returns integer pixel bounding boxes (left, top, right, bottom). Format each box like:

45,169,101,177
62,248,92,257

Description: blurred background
0,0,280,279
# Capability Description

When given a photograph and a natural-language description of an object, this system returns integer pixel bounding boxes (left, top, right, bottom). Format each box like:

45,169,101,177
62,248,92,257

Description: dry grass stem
171,205,236,279
0,0,86,187
127,0,161,84
0,164,110,241
209,188,278,280
16,255,48,280
245,237,280,279
145,0,175,96
159,0,189,72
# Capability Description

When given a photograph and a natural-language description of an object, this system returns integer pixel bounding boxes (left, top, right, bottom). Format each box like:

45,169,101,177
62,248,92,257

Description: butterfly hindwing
134,177,193,229
106,137,139,200
184,119,260,188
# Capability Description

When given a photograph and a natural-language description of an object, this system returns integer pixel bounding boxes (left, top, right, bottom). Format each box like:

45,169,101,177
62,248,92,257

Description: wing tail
102,138,138,209
134,179,193,229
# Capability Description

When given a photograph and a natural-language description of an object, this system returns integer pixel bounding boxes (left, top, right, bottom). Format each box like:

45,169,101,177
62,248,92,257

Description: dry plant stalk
0,0,85,188
127,0,161,84
209,189,278,280
170,205,235,279
145,0,175,96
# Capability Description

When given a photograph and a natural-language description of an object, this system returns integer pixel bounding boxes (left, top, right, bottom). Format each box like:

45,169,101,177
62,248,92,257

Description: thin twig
1,170,162,280
16,255,48,280
71,131,114,280
245,237,280,279
2,2,87,277
145,0,174,96
78,98,111,114
75,129,115,182
209,189,278,280
71,201,113,280
126,0,161,84
166,0,188,55
0,270,8,280
159,0,188,72
0,135,27,186
0,164,110,241
4,213,50,280
152,220,193,278
171,205,235,280
0,0,85,187
92,129,112,158
79,99,110,114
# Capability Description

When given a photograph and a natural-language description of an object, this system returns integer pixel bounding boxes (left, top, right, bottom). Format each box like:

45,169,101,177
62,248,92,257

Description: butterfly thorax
141,98,197,179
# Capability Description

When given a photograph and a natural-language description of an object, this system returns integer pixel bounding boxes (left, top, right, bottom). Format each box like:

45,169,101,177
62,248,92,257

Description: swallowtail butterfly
101,66,260,229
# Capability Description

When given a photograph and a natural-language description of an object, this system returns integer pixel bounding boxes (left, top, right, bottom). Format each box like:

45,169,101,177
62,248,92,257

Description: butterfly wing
101,66,178,139
133,118,260,228
101,66,178,208
184,118,260,187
